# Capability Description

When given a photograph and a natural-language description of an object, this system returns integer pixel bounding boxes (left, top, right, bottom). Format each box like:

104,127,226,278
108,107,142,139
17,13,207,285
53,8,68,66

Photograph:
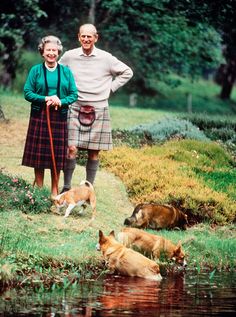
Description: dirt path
0,119,30,180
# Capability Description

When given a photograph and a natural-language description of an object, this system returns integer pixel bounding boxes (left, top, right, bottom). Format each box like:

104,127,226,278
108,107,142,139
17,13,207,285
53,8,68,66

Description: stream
0,271,235,316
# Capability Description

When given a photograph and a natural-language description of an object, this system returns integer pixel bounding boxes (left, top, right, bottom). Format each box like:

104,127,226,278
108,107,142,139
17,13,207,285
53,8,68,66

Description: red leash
46,104,59,194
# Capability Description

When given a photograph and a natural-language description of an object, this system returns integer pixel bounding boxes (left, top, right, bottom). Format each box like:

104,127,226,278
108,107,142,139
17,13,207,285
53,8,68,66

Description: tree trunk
219,58,236,100
88,0,96,24
220,79,234,100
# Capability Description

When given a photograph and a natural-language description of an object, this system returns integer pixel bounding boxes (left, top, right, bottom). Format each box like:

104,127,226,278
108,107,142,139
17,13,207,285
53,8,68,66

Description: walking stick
46,104,59,194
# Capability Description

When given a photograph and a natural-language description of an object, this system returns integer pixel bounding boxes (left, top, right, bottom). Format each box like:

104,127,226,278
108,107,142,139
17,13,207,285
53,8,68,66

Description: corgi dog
124,203,188,230
96,230,162,281
53,180,96,219
117,227,186,266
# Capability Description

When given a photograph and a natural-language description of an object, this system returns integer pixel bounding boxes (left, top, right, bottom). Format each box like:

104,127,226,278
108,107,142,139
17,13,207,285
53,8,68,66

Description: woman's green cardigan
24,63,78,120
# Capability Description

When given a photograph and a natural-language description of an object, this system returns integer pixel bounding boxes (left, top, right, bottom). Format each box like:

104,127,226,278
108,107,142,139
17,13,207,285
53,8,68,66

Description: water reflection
0,272,235,316
98,276,162,315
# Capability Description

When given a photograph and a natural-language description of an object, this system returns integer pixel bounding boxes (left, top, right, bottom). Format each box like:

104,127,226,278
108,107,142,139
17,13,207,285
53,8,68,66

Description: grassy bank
0,84,236,290
1,201,235,290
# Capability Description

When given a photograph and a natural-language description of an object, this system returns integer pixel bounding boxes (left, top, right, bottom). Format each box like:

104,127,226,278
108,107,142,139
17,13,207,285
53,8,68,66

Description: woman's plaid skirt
68,103,113,151
22,108,67,170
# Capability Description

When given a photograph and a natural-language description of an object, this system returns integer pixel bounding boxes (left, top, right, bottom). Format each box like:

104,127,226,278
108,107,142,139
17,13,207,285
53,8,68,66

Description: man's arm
110,56,133,92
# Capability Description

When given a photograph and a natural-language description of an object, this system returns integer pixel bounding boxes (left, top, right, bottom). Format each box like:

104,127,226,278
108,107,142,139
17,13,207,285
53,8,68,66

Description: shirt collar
79,46,97,56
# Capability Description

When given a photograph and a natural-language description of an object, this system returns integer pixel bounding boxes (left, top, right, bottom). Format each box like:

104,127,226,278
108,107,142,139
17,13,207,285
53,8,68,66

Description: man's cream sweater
59,46,133,106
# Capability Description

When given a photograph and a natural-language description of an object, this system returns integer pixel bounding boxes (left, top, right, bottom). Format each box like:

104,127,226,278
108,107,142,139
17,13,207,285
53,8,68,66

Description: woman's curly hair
38,35,63,55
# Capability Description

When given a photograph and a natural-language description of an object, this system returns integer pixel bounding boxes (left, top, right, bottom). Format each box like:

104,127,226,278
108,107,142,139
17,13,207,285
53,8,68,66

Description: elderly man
59,24,133,191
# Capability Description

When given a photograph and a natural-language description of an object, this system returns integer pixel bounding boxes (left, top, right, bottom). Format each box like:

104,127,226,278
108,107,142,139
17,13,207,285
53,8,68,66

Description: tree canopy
0,0,46,85
1,0,235,98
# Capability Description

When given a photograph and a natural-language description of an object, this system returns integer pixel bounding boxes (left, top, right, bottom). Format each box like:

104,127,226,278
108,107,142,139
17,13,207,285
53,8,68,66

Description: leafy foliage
180,113,236,131
12,50,42,92
100,141,236,225
96,0,223,93
0,171,51,213
1,0,225,96
112,117,209,148
130,117,209,142
0,0,46,84
180,113,236,158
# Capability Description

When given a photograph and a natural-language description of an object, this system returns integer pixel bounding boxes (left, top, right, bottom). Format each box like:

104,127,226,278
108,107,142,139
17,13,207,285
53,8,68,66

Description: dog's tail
80,180,94,190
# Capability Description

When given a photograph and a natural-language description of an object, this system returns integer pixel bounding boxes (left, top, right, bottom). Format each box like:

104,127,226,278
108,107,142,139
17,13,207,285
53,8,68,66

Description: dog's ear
174,241,182,255
109,230,115,237
99,230,106,244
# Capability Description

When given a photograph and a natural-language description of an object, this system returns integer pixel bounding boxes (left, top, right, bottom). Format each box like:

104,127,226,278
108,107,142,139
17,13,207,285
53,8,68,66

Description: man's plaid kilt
68,103,113,150
22,108,67,170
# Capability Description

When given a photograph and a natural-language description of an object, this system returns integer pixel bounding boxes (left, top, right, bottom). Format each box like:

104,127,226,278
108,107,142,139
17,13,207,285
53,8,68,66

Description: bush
100,140,236,225
112,117,209,148
158,139,235,169
112,129,149,148
131,117,209,142
180,113,236,157
0,171,51,214
180,113,236,131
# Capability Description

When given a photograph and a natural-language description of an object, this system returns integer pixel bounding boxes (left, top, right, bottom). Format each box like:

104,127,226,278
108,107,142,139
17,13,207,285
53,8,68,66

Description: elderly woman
22,35,78,197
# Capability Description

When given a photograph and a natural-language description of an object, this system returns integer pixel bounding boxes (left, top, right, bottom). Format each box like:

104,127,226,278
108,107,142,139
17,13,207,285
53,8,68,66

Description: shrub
156,139,235,169
0,171,51,214
130,117,209,142
100,141,236,225
112,117,209,148
180,113,236,131
112,114,236,162
112,129,150,148
180,113,236,157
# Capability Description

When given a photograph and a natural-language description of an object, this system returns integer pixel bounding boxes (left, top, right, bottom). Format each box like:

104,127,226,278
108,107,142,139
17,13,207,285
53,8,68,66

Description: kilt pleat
22,109,67,170
68,106,113,150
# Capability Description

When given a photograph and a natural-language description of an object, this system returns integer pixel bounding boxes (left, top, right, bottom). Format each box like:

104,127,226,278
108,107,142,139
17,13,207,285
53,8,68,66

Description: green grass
149,225,236,271
154,75,236,114
0,90,29,120
110,107,170,129
111,75,236,115
0,89,168,128
0,210,96,260
194,168,236,200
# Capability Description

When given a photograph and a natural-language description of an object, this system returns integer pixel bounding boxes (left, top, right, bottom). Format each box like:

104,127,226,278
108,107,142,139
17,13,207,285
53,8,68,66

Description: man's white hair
79,24,98,36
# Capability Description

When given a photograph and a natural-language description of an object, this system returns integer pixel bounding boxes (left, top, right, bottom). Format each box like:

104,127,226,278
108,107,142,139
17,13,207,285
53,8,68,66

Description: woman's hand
45,95,61,110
